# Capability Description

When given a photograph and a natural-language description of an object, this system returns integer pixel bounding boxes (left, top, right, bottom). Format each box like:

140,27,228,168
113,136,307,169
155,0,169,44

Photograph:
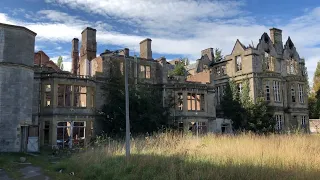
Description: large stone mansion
0,22,309,152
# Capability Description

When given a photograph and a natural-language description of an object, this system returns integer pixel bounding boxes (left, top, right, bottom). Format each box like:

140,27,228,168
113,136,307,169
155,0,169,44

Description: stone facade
1,23,309,152
0,23,36,152
209,28,309,132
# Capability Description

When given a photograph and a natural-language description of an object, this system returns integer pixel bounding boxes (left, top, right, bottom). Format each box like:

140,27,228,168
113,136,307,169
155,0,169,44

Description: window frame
298,84,304,103
236,55,242,71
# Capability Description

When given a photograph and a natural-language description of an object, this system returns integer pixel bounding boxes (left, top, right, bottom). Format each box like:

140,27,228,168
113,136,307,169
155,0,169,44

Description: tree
99,75,171,137
309,61,320,118
220,80,244,130
57,56,64,70
214,48,223,62
220,79,275,133
169,59,187,76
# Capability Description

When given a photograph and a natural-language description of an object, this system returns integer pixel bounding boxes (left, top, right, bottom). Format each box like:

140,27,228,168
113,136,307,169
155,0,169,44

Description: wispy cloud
2,1,320,86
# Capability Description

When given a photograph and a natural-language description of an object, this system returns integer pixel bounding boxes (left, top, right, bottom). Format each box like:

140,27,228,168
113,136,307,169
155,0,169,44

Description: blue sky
1,0,320,86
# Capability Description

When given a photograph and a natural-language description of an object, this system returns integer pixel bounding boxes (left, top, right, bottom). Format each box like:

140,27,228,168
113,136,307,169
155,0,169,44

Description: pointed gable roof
230,39,247,54
283,36,301,61
284,36,295,50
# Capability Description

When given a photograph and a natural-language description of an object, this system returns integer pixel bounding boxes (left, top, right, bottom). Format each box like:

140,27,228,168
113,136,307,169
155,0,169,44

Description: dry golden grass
58,133,320,180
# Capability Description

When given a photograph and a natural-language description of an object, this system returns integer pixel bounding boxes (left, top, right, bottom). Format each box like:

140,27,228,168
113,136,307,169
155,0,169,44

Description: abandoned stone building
189,28,309,132
0,22,309,152
0,23,221,152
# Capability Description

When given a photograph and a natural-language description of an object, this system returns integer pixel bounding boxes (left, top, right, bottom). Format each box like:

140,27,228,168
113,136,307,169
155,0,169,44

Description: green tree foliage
214,48,223,62
57,56,64,70
169,58,187,76
99,75,171,137
312,61,320,92
221,79,275,134
309,61,320,118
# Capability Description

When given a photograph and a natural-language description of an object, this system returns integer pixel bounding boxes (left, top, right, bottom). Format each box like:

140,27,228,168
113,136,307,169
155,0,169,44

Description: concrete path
0,166,50,180
19,165,50,180
0,168,11,180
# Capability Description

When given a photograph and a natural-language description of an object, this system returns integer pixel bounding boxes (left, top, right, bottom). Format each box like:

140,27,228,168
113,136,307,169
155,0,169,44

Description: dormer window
236,55,242,71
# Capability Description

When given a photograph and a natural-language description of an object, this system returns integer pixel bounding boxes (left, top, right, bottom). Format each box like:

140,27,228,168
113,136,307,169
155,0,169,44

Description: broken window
187,93,204,111
265,81,270,101
146,65,151,79
178,122,184,132
198,122,207,134
275,115,283,131
273,81,281,102
291,84,296,103
57,121,71,148
57,121,86,148
298,84,304,103
44,121,50,144
140,65,146,78
177,93,183,111
74,86,87,107
57,85,64,107
57,85,72,107
140,65,151,79
73,122,86,146
215,66,221,76
236,55,242,71
301,116,307,127
221,65,226,75
238,83,243,94
44,84,51,107
287,58,296,75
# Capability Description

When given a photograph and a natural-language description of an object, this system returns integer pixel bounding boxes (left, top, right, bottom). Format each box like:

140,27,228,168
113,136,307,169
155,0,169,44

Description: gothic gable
283,37,300,61
230,39,246,55
256,33,277,57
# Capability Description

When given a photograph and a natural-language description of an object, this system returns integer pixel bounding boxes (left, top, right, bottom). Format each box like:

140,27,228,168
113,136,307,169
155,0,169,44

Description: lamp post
124,55,130,160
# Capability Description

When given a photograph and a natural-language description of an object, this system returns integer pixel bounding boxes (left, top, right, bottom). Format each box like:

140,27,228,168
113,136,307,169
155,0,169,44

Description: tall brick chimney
140,38,152,59
201,48,214,61
71,38,79,75
270,28,283,53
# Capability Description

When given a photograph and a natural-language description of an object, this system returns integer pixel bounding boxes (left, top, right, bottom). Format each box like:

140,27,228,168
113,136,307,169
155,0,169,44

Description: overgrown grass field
56,133,320,180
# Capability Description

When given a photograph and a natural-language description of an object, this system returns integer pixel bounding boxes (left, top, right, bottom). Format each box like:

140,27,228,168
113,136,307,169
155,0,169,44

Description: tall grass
58,133,320,180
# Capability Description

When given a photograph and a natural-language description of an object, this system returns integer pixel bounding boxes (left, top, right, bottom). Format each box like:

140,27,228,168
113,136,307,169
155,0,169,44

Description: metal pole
124,55,130,160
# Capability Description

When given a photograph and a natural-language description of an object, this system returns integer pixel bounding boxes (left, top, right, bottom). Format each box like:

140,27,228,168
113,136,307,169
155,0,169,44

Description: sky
0,0,320,86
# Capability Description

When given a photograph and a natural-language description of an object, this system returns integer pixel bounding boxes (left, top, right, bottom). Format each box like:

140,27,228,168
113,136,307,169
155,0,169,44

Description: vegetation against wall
169,58,188,76
221,78,275,133
214,48,223,62
99,75,171,137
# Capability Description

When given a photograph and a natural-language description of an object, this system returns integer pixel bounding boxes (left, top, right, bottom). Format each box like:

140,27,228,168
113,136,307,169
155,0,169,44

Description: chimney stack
71,38,79,75
119,48,130,57
270,28,283,52
201,48,214,61
140,38,152,59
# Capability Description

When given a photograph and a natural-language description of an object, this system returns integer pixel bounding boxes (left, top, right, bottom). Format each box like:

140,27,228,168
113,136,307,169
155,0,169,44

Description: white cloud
2,2,320,86
51,55,72,72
